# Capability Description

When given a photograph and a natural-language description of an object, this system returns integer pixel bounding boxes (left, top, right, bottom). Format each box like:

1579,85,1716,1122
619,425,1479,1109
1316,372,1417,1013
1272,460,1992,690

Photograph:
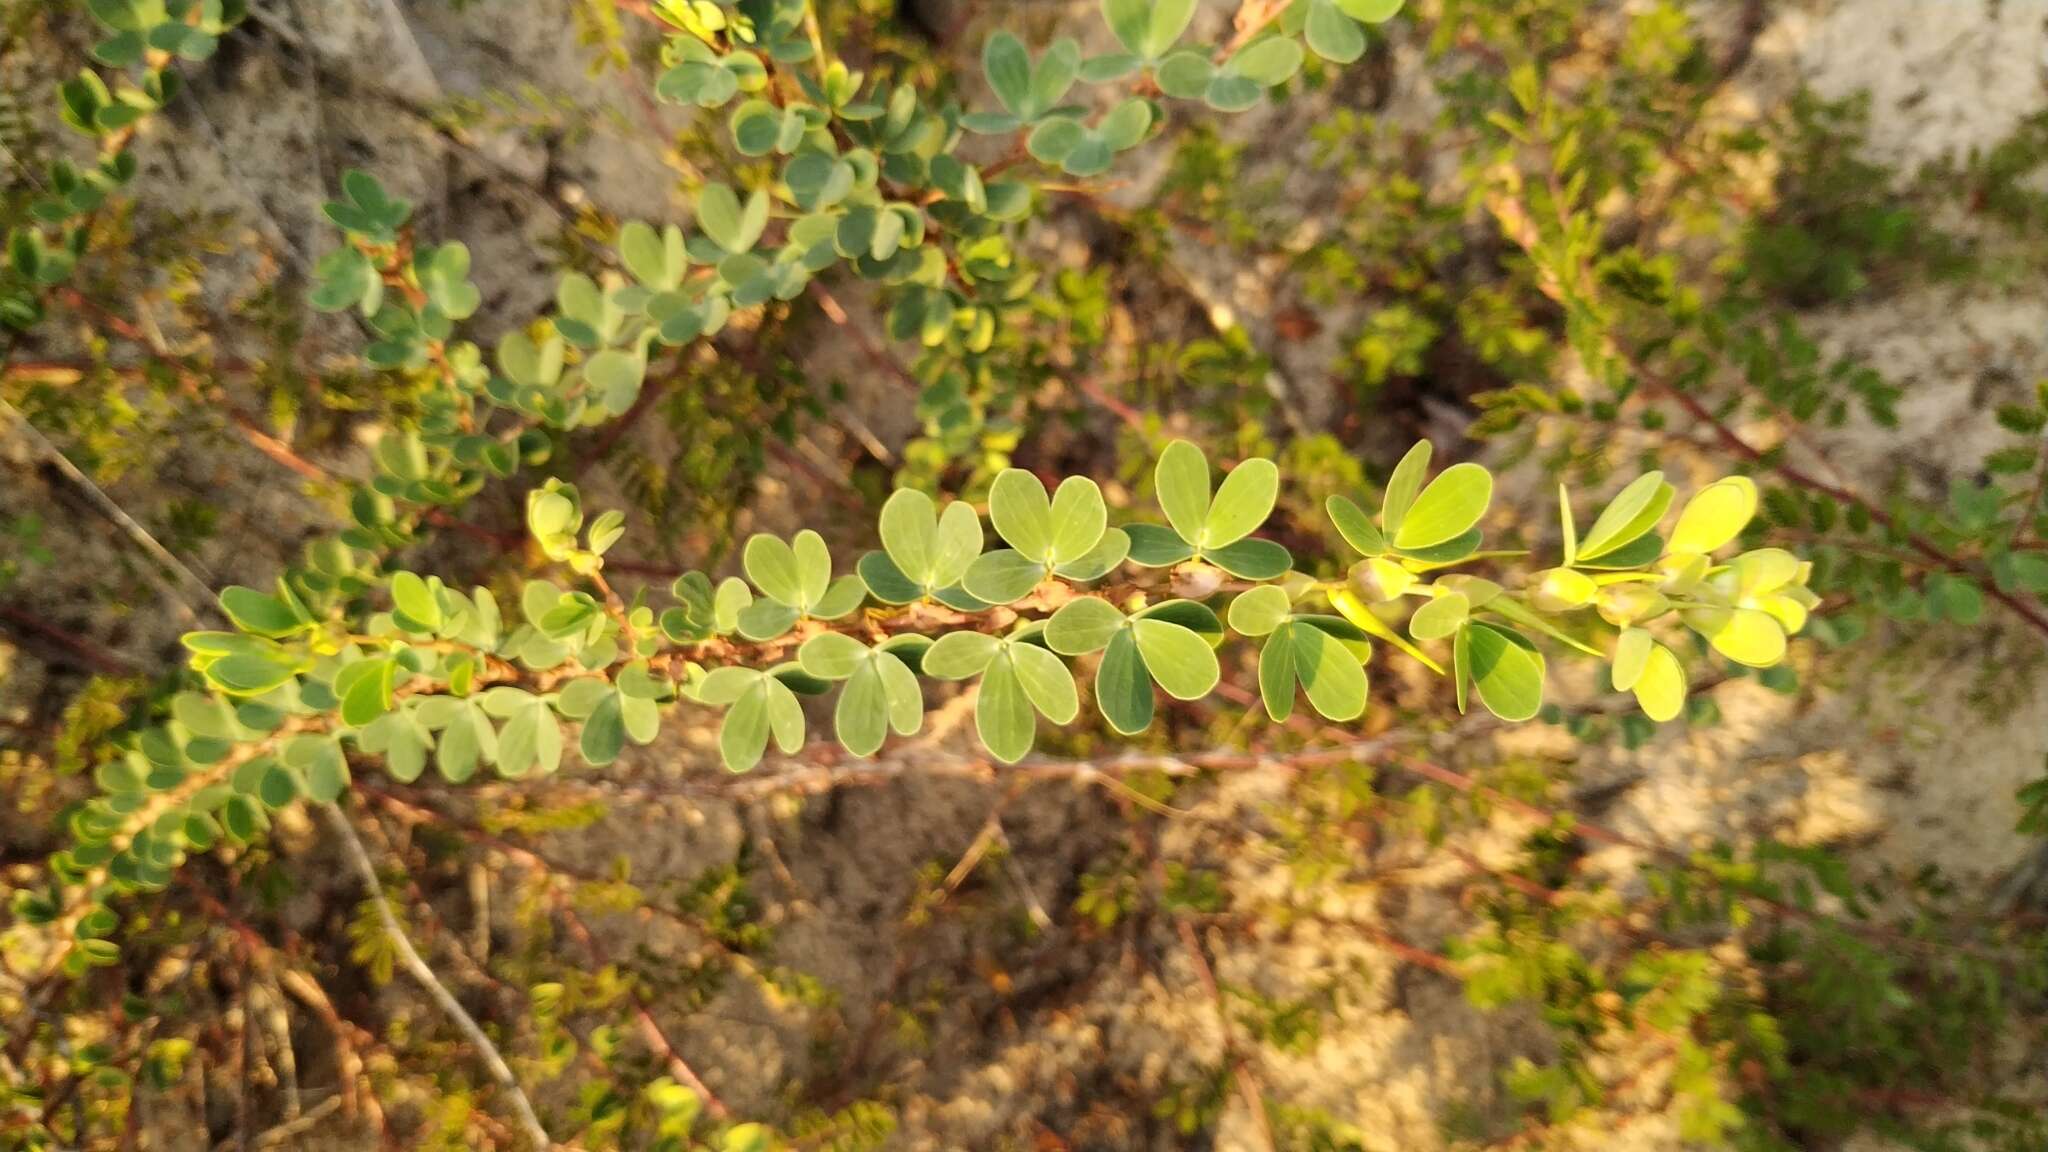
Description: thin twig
357,787,734,1120
2,397,221,623
321,803,552,1150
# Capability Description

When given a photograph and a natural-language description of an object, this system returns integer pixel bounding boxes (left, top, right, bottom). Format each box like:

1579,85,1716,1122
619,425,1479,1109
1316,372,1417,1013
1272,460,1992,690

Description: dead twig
321,802,553,1149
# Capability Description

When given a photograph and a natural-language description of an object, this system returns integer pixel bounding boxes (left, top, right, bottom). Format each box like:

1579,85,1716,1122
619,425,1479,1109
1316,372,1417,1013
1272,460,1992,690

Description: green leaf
799,632,869,680
983,31,1034,117
720,681,771,772
930,500,983,589
1558,484,1579,566
495,700,561,778
437,704,489,782
1079,52,1140,82
1463,623,1544,721
1132,617,1220,700
1381,440,1431,538
286,735,349,804
989,468,1053,559
1054,527,1130,582
1205,538,1292,580
835,659,890,757
1155,51,1215,99
1204,457,1278,548
767,676,806,756
857,550,924,604
1047,476,1108,563
1033,38,1081,111
1125,523,1197,567
1577,472,1673,561
792,530,833,608
730,99,783,154
1224,37,1304,85
735,599,801,641
714,578,752,632
360,713,428,782
697,183,767,254
877,651,923,737
1397,528,1486,567
390,571,442,631
1336,0,1403,21
1009,642,1078,724
205,652,301,697
1291,620,1368,721
1139,598,1226,647
963,549,1047,605
1106,0,1196,58
335,658,395,726
219,586,303,636
1257,628,1296,721
619,220,679,289
1096,99,1152,151
1408,592,1468,642
744,533,806,606
811,576,868,620
879,488,940,584
584,349,646,412
1304,0,1367,63
1046,596,1125,655
1227,585,1291,636
923,631,1002,679
1095,628,1154,735
1203,74,1263,112
1155,439,1211,545
1393,463,1492,551
977,654,1036,764
1327,495,1385,556
1027,117,1085,164
696,666,759,707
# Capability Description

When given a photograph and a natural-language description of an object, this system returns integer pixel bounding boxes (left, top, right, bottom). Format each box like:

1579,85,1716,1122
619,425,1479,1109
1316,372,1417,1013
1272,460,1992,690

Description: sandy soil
6,1,2048,1150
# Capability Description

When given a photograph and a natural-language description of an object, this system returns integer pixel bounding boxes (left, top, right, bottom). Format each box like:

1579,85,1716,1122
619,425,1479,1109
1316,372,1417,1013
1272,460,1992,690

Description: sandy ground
5,1,2048,1149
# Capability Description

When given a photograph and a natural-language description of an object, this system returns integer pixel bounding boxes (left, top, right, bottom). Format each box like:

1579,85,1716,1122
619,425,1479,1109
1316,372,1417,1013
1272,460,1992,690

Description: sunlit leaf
1204,457,1277,548
1046,596,1125,655
1577,472,1672,562
923,630,1002,679
1227,585,1291,636
1633,642,1687,722
1009,642,1078,724
1462,623,1544,721
1155,439,1211,545
1047,476,1109,562
1393,463,1492,551
1610,627,1653,692
1291,620,1367,721
989,468,1053,559
1132,616,1219,700
1666,476,1757,555
1327,494,1384,557
963,549,1048,605
1408,592,1468,642
1381,440,1432,538
976,654,1036,763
